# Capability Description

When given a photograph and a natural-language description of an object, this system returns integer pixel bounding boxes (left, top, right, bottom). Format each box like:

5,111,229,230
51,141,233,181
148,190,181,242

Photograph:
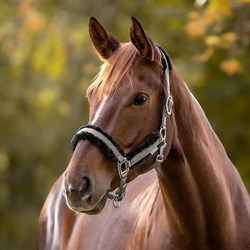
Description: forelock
86,43,140,101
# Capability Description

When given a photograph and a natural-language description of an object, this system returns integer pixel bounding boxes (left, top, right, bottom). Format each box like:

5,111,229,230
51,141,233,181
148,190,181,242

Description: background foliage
0,0,249,249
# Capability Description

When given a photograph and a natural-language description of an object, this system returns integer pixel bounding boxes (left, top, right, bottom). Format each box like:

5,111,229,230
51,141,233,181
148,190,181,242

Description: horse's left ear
89,17,120,60
130,17,158,62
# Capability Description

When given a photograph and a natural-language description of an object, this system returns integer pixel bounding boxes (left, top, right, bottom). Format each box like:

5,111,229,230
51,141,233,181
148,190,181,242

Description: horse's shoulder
37,175,75,250
38,176,63,224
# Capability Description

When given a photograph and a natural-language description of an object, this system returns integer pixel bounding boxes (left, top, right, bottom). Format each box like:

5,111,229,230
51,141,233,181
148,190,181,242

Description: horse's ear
89,17,120,60
130,17,156,61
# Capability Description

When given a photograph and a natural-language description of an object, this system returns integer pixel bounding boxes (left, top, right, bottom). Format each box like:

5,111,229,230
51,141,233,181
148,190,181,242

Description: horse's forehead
88,58,163,105
134,65,163,90
104,66,161,99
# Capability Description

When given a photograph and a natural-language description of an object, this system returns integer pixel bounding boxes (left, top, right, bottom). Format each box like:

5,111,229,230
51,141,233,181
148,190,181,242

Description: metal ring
113,196,121,208
156,154,164,163
166,95,173,116
160,125,167,140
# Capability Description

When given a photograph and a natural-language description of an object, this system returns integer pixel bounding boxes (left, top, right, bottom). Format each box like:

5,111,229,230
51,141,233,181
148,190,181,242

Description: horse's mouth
84,194,108,215
65,191,109,215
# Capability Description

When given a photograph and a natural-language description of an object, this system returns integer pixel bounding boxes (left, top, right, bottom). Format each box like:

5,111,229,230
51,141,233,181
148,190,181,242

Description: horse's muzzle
63,174,109,214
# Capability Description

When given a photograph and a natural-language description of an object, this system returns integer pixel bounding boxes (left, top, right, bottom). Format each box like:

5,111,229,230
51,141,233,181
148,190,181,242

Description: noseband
71,46,173,208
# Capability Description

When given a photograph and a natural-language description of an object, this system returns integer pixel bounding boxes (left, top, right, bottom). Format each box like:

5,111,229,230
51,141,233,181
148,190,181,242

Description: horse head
63,17,174,214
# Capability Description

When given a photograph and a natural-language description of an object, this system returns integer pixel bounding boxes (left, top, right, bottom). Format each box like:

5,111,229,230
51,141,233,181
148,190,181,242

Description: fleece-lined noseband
71,46,173,208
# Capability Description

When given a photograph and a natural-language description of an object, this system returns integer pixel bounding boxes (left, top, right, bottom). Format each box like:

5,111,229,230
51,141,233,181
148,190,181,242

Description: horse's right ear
89,17,120,60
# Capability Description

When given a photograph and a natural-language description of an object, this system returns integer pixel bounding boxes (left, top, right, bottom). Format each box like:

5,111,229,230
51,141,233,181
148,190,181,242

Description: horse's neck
156,70,249,248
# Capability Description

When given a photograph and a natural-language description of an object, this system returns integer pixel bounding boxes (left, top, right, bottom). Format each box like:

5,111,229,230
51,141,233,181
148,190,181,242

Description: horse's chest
67,198,171,250
64,173,173,249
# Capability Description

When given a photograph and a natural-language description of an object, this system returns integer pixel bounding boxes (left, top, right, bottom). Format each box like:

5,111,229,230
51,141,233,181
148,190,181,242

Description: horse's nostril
67,176,92,200
79,177,91,197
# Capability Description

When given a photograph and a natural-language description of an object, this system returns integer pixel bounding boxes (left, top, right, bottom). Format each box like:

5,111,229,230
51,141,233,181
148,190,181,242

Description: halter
71,46,173,208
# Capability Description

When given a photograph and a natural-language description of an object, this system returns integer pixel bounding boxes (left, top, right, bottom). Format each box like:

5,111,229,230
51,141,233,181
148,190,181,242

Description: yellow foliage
221,32,238,43
220,32,238,48
32,29,66,78
205,33,237,49
18,1,45,32
220,59,242,76
35,88,58,111
185,21,205,38
204,0,232,24
193,48,213,62
205,35,221,47
18,1,32,17
187,11,200,20
25,12,45,32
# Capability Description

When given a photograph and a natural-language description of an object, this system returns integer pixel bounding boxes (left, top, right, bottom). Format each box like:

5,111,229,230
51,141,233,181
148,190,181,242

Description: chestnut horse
37,17,250,250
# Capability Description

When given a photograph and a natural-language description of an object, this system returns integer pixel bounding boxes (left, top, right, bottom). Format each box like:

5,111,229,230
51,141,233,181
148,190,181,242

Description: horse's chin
65,191,108,215
84,196,107,215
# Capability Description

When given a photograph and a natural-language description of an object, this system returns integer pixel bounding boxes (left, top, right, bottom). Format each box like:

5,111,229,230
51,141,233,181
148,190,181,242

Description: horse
37,17,250,250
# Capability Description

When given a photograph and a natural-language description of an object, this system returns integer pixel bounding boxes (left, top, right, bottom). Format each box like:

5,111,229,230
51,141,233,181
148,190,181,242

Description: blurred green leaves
0,0,249,249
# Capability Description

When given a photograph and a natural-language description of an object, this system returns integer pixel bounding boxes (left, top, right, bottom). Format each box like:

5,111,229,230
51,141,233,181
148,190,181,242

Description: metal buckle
113,195,121,208
165,95,173,116
156,154,164,163
155,124,168,165
156,141,167,164
117,158,130,180
111,181,128,208
160,125,167,140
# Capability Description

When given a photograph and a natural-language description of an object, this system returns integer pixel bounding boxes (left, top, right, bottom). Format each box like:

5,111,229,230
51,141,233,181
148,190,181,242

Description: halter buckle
110,178,128,208
160,125,167,140
118,158,130,180
165,95,173,116
112,187,126,208
156,141,167,164
113,195,121,208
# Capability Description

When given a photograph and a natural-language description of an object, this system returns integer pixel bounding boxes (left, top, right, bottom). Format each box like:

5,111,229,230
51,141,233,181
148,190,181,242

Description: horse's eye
133,93,148,106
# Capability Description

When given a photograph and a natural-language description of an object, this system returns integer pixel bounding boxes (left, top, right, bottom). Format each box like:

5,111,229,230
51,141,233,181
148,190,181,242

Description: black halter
71,46,173,207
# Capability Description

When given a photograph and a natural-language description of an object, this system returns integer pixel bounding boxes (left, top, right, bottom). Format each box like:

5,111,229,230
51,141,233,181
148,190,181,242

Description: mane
86,43,140,101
